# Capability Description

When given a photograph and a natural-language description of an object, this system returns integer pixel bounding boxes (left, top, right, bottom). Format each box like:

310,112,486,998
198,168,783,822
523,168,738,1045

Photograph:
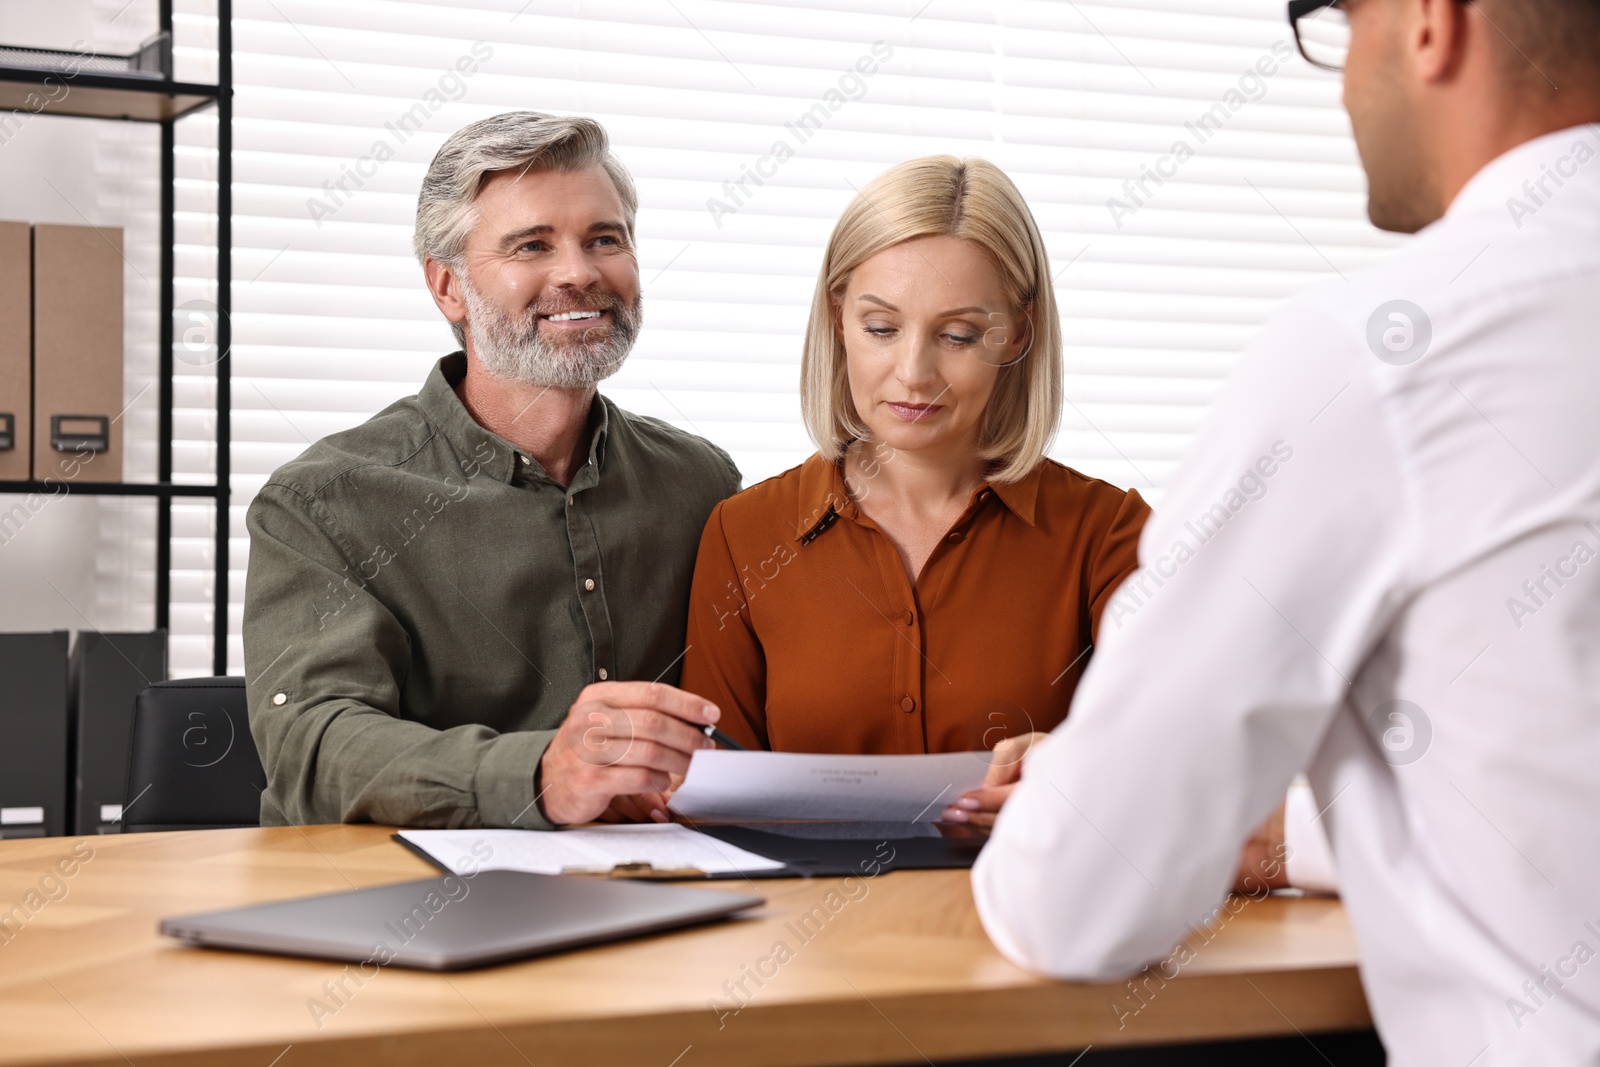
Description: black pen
702,723,747,750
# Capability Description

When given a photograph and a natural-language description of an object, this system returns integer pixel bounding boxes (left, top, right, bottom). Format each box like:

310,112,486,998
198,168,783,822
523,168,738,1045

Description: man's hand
940,731,1051,829
1233,802,1291,893
537,681,717,826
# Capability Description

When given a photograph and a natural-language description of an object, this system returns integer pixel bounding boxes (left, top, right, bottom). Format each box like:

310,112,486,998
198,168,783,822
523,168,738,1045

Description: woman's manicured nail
956,797,981,811
942,808,968,823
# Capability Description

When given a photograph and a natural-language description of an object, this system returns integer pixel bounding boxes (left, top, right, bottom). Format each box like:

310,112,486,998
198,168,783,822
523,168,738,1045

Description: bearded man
244,113,739,830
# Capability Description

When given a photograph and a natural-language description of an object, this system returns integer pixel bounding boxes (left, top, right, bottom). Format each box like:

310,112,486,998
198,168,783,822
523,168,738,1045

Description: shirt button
584,578,595,591
598,668,609,681
904,610,914,626
519,455,530,466
900,696,916,713
566,497,574,507
272,693,287,706
947,531,964,543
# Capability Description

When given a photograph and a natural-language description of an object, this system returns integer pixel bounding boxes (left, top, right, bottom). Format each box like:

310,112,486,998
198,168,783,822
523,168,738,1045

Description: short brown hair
1480,0,1600,94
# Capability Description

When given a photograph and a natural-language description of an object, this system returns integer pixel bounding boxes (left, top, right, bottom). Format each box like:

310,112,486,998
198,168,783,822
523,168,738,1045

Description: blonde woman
678,156,1150,827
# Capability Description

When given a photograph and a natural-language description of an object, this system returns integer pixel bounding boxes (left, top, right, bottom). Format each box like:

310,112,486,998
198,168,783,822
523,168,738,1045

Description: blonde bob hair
801,155,1062,484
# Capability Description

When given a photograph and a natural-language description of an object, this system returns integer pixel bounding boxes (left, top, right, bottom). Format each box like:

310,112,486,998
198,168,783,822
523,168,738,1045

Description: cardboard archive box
31,222,124,483
0,221,29,481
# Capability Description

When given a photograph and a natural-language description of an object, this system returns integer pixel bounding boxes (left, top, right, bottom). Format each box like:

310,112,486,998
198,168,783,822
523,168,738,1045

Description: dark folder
0,632,70,838
69,630,167,835
695,822,987,877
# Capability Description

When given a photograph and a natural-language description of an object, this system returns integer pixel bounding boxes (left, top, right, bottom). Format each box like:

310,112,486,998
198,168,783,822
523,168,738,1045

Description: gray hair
413,111,639,270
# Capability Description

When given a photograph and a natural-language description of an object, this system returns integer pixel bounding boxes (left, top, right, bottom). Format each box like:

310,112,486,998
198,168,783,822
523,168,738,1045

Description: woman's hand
594,772,687,824
1233,802,1291,893
940,731,1051,828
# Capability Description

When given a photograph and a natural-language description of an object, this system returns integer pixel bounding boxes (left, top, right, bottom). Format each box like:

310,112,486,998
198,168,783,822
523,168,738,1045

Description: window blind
94,0,1402,675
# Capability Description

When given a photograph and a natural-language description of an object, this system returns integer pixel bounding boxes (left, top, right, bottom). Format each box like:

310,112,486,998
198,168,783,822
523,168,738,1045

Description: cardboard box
0,221,29,481
32,223,124,483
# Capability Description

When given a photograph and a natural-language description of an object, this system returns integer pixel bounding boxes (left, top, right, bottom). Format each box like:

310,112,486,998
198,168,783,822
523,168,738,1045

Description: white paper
398,824,787,876
668,750,993,823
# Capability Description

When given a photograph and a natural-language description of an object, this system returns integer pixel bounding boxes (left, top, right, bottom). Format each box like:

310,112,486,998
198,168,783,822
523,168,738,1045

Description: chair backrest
123,677,264,833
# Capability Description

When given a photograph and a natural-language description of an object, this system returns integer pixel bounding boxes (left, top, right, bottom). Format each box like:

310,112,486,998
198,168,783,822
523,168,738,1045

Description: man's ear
1412,0,1472,84
423,256,469,335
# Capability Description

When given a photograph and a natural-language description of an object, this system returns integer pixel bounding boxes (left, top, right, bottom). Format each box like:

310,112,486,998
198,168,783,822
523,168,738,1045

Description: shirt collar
793,450,1044,544
419,353,611,484
1445,123,1600,222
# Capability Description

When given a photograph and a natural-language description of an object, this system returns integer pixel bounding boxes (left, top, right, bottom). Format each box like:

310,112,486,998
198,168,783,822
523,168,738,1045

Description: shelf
0,481,221,498
0,67,219,123
4,3,234,676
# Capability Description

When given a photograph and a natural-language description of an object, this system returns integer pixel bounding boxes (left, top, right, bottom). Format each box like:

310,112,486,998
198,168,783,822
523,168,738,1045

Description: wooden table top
0,825,1368,1067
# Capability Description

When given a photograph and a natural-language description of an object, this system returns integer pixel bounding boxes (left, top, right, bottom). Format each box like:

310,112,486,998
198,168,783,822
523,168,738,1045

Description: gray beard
461,279,641,389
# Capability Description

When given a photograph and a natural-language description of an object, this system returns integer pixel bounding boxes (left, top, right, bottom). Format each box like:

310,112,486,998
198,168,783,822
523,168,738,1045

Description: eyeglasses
1288,0,1471,72
1287,0,1351,72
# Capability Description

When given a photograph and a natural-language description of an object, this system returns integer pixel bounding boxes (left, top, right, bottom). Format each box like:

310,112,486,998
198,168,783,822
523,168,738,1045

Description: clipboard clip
561,862,709,880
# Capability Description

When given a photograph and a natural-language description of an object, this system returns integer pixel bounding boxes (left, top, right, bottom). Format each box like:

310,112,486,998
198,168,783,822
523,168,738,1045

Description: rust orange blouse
679,452,1150,755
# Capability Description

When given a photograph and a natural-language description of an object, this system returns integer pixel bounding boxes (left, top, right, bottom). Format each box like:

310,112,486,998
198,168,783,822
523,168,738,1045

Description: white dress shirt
974,126,1600,1067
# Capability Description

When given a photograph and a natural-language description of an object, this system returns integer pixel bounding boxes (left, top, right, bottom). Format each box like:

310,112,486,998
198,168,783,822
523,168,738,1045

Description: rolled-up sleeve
244,484,557,830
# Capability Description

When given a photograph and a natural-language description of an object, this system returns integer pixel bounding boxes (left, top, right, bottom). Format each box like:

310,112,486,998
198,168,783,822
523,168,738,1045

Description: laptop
160,869,765,971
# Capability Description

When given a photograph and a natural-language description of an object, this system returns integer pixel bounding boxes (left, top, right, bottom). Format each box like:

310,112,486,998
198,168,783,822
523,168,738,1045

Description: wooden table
0,826,1369,1067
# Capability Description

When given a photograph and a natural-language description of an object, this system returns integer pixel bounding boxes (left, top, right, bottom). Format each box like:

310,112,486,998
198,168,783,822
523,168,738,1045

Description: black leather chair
123,677,265,833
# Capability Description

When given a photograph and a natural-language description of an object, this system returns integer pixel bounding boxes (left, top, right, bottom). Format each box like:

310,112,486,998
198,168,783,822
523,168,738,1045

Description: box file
0,632,70,838
31,223,124,483
0,221,29,481
69,630,167,835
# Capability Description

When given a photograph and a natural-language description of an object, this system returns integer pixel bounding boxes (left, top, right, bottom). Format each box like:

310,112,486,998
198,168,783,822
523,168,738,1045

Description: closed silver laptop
160,869,765,971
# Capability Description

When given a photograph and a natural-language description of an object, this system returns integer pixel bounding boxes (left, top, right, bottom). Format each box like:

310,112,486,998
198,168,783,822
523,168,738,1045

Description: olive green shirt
243,354,741,830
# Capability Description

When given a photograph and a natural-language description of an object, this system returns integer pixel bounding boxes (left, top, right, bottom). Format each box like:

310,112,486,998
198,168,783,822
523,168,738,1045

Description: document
397,824,788,877
668,750,992,823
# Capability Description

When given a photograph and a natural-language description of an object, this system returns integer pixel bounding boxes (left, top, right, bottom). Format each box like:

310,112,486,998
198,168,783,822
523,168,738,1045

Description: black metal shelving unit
0,1,232,675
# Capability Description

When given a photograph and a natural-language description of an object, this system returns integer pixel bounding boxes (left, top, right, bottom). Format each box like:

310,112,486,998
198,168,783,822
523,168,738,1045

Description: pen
702,723,747,750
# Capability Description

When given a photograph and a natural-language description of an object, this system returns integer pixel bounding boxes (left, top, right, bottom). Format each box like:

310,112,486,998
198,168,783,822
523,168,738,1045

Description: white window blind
93,0,1403,676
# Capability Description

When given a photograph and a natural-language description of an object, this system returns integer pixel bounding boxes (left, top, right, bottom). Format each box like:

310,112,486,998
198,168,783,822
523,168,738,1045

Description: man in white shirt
973,1,1600,1063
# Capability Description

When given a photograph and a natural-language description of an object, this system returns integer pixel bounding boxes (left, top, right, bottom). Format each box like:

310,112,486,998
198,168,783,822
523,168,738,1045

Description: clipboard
394,822,987,882
391,829,802,882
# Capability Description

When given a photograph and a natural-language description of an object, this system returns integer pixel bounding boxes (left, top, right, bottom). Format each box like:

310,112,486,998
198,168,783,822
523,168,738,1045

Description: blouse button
947,531,964,543
900,696,916,713
903,610,914,626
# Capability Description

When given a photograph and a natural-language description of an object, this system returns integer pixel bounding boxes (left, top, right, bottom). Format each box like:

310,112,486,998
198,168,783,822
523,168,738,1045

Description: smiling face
838,235,1028,461
445,165,642,387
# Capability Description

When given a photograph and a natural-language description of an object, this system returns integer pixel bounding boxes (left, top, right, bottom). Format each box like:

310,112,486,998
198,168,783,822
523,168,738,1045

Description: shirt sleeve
243,484,557,830
1086,487,1153,643
678,499,769,751
1284,777,1340,894
972,302,1409,978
